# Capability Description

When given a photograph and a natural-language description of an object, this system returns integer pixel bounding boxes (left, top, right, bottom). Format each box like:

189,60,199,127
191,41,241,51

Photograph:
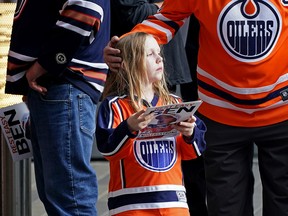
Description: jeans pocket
78,93,96,137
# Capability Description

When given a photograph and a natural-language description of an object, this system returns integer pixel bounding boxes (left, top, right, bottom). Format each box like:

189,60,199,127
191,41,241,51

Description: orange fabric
102,95,199,215
114,208,189,216
106,96,198,190
130,0,288,127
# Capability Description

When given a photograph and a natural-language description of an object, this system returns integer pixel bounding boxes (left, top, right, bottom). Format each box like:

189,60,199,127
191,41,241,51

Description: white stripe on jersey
109,202,188,215
108,184,188,214
109,184,186,197
193,140,201,156
56,21,91,37
142,20,173,42
72,58,108,69
6,71,26,82
87,81,104,92
9,50,37,62
100,135,130,156
64,0,104,22
198,91,288,114
198,66,288,95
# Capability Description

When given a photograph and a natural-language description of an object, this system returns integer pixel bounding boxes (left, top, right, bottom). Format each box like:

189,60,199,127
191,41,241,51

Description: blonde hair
102,32,175,111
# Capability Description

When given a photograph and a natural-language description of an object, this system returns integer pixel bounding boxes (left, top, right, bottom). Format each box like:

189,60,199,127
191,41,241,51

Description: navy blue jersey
6,0,110,103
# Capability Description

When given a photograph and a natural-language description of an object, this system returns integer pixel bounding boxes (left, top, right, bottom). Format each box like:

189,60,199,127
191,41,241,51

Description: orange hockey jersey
96,94,206,215
130,0,288,127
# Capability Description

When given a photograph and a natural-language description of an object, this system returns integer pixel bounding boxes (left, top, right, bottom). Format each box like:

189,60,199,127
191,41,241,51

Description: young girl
96,32,206,216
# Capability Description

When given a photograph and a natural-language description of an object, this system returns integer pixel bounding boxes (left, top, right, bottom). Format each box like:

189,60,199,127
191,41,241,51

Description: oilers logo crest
134,137,177,172
218,0,281,62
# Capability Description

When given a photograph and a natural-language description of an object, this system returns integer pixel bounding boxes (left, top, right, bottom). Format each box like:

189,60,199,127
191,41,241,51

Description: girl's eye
146,53,153,57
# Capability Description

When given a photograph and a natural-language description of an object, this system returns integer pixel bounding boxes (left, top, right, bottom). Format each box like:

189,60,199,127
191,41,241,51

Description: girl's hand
127,110,154,132
172,116,197,137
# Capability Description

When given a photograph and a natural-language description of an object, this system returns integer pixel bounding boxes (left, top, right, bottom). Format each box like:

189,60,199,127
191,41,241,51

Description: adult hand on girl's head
104,36,122,72
127,110,154,132
172,116,196,138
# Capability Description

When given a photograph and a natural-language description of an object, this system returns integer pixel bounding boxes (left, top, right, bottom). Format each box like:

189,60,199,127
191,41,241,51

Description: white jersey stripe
109,184,186,197
56,21,91,36
72,58,108,69
198,66,288,95
9,50,36,62
65,0,104,22
142,20,173,42
198,91,287,114
6,71,26,82
110,202,188,215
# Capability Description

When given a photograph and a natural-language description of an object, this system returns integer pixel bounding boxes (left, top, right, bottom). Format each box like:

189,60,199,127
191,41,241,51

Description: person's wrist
153,2,163,9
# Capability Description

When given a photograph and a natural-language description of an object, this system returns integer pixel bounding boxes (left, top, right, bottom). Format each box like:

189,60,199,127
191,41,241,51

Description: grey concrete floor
32,156,263,216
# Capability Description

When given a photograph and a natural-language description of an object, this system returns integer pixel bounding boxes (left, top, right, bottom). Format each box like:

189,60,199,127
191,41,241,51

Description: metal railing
0,1,31,215
0,134,31,216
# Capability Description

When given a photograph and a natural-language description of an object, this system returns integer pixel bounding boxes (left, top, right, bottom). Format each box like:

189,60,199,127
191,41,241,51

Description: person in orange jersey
103,1,288,215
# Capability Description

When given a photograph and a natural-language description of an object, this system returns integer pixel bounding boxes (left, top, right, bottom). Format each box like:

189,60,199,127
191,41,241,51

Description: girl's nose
156,54,163,63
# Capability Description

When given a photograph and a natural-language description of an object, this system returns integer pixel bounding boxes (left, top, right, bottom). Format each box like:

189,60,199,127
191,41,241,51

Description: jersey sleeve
96,97,138,160
129,0,194,44
38,0,105,75
177,115,207,160
112,0,159,27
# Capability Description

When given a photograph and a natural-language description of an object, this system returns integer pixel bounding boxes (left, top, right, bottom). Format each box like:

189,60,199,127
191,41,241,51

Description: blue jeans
28,84,98,216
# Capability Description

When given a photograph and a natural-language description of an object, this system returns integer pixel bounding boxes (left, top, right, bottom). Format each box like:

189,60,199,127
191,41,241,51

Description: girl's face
145,35,164,84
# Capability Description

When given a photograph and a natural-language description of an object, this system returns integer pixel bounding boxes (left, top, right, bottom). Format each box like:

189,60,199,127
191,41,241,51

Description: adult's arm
105,0,193,70
111,0,163,36
130,0,194,44
28,1,105,92
38,1,104,75
112,0,162,28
